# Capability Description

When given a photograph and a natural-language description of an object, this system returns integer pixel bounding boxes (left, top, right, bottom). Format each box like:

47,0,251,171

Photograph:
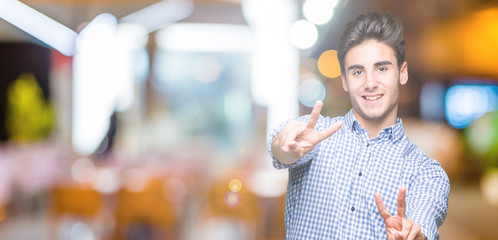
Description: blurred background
0,0,497,239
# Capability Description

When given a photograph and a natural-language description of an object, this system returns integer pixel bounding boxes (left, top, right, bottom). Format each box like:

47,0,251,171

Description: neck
353,109,398,140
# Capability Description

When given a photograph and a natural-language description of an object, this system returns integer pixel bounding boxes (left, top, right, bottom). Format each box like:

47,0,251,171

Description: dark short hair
337,12,405,74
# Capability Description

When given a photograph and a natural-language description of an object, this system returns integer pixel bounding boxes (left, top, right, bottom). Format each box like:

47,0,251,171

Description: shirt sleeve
406,157,450,240
266,114,317,170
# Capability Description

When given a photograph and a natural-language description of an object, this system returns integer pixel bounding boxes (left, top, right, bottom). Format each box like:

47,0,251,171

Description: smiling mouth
362,95,382,101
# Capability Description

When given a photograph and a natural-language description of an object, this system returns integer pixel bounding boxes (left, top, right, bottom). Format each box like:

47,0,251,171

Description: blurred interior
0,0,497,239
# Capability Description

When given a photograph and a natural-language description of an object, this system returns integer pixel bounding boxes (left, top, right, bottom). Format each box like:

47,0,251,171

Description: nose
364,72,378,90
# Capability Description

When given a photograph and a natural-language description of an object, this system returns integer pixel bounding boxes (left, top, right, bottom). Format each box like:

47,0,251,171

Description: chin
360,109,387,121
364,114,384,121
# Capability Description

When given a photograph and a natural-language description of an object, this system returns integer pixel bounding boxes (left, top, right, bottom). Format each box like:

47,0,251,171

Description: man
267,12,449,240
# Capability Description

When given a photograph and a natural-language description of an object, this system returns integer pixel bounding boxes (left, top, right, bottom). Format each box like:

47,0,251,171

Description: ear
399,61,408,85
341,74,349,92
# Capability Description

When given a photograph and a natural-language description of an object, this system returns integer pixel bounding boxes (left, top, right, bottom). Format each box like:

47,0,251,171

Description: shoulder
402,138,425,161
401,136,434,166
401,136,449,181
401,136,431,160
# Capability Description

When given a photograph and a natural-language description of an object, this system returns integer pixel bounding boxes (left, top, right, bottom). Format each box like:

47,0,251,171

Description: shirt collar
343,109,360,134
389,118,404,142
343,109,404,142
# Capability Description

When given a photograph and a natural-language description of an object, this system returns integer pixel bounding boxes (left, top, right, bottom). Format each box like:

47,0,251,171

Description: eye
377,66,388,72
352,70,363,76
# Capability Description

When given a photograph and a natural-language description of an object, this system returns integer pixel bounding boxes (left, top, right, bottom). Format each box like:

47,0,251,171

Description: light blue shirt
267,110,450,240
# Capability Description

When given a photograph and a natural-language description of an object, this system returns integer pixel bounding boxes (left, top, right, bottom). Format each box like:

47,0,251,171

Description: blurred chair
195,175,265,240
113,177,176,240
49,184,103,239
51,185,102,217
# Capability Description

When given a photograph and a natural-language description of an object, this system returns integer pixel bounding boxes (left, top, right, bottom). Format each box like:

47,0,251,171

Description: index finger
396,187,406,218
374,192,391,222
306,100,323,130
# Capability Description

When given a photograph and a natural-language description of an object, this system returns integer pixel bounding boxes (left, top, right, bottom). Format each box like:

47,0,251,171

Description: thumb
288,141,299,151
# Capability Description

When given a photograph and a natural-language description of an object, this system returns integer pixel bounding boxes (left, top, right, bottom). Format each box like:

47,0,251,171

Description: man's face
341,39,408,125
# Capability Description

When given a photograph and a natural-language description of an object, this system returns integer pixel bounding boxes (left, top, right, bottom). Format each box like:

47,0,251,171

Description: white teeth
365,95,381,101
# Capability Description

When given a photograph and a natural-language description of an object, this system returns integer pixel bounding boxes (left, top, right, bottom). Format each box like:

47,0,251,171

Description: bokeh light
247,168,288,198
91,168,119,194
70,222,95,240
481,168,498,207
317,49,341,78
122,168,148,193
242,0,297,28
71,157,96,183
289,20,318,49
229,179,242,193
303,0,339,25
445,84,498,129
299,77,326,107
466,111,498,165
224,191,241,208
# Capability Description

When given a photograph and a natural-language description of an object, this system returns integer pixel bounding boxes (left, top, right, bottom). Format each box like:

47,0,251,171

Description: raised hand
271,101,343,165
375,188,426,240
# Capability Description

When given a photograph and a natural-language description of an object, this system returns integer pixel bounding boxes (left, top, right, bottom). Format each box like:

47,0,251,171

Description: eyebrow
374,60,393,67
346,60,393,71
347,64,364,71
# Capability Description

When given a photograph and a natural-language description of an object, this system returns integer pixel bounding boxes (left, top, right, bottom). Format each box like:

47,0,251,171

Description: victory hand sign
375,188,427,240
271,101,343,165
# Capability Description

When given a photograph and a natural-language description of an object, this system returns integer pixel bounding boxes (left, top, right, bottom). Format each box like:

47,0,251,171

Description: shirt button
366,143,370,147
358,172,362,177
351,207,355,212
